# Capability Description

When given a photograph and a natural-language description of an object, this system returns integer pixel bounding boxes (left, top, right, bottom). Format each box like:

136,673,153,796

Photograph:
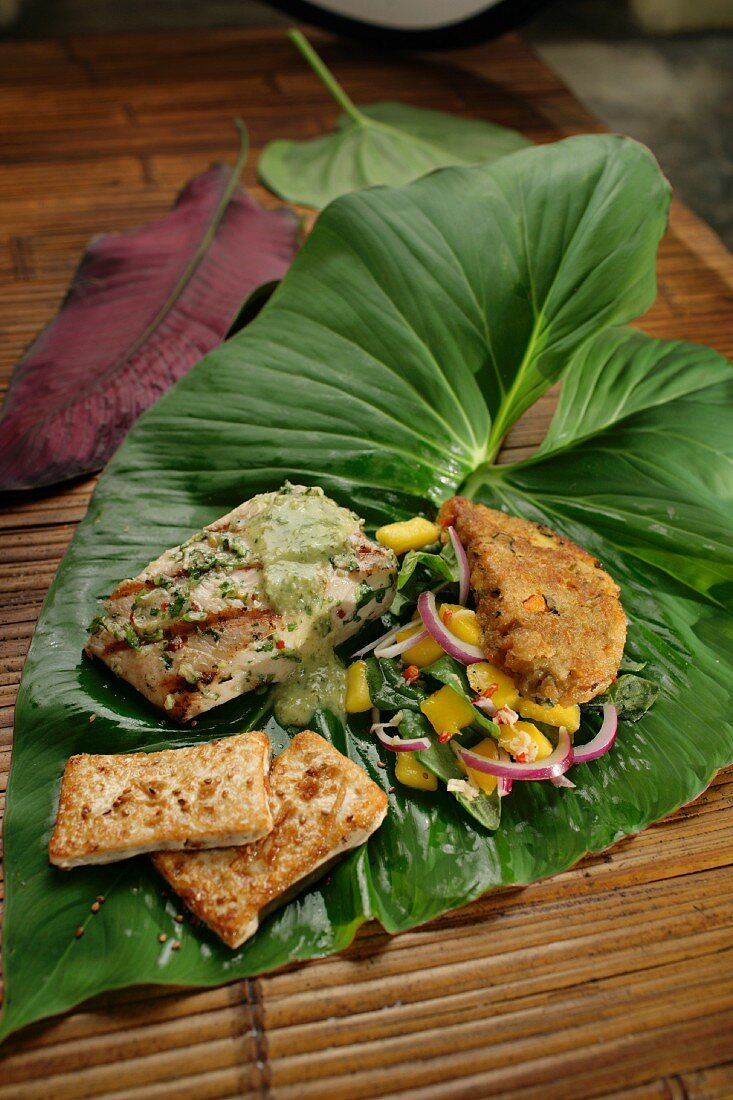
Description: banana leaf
2,134,732,1041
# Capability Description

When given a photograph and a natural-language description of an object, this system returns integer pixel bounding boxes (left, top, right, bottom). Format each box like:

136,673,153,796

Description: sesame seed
89,714,96,723
171,940,181,951
191,720,198,728
158,933,168,943
91,901,100,913
96,895,105,904
174,915,184,924
389,786,396,794
377,761,387,768
74,927,84,939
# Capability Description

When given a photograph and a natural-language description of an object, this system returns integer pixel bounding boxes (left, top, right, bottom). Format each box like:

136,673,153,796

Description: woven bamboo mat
0,26,732,1100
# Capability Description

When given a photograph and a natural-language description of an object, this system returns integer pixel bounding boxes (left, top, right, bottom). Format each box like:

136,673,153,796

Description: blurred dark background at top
2,0,730,247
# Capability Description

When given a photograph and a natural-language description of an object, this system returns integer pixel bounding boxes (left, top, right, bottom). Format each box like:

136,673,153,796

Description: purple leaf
0,156,299,491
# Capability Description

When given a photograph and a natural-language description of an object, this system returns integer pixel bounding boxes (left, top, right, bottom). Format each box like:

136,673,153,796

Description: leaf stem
288,28,365,125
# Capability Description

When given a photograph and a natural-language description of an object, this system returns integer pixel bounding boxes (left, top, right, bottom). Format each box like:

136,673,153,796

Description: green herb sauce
248,486,361,725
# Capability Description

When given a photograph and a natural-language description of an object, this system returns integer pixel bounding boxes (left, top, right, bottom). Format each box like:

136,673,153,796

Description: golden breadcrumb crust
438,497,626,705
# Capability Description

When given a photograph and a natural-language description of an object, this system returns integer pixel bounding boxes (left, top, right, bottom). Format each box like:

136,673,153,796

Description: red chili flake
91,901,100,913
516,753,527,763
174,915,184,924
166,636,184,652
160,601,169,612
89,714,96,723
481,684,498,698
171,940,182,951
275,639,286,650
402,664,419,683
190,601,201,612
96,895,105,904
388,786,396,794
438,730,453,744
337,608,346,619
442,608,454,623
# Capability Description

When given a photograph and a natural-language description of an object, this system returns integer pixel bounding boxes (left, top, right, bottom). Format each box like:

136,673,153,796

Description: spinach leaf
423,655,500,738
258,31,530,210
404,713,501,832
365,657,427,713
583,675,660,723
390,539,458,614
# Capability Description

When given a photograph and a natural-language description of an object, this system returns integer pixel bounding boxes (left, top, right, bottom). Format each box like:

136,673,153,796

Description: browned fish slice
85,485,396,722
438,497,626,705
153,731,389,948
49,732,272,869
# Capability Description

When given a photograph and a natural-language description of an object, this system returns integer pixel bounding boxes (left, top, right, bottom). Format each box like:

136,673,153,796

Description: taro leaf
0,138,299,491
4,135,733,1041
258,30,530,209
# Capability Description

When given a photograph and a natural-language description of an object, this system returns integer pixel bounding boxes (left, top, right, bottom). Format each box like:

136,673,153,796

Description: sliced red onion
370,708,431,753
375,626,428,659
352,624,399,659
417,590,484,664
447,525,470,606
457,726,573,781
497,748,513,797
571,704,618,764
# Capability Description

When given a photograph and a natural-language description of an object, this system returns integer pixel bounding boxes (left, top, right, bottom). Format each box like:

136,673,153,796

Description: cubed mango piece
467,662,519,709
345,660,372,714
395,752,438,791
459,737,499,795
420,684,476,740
515,697,580,733
376,517,441,555
397,624,444,668
499,720,554,762
440,604,482,647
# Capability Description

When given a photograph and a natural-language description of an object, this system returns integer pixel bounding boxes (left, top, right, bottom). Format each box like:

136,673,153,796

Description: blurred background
0,0,730,246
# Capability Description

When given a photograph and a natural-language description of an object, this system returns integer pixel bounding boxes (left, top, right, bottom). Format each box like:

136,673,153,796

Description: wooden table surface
1,25,732,1100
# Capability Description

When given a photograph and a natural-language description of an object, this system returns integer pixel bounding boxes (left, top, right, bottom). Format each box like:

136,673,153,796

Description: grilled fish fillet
86,486,396,722
49,732,272,869
153,730,389,948
438,497,626,705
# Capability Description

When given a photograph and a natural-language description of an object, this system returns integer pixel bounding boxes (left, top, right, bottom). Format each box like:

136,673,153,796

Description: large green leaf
258,30,530,209
3,134,732,1042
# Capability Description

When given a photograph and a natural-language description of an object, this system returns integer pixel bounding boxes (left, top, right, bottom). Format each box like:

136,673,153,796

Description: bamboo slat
0,25,731,1100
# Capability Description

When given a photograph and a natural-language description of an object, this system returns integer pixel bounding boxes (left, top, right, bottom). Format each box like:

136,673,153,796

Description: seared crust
152,731,388,948
49,732,272,869
438,497,626,705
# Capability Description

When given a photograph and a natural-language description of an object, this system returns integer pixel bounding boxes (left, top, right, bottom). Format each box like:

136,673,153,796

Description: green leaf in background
3,134,732,1041
258,29,530,209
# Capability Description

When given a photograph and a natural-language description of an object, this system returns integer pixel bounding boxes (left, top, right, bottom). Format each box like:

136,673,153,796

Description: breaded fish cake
438,497,626,705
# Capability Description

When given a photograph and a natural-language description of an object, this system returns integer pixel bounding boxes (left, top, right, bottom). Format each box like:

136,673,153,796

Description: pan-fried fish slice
438,497,626,705
153,731,389,948
86,485,396,722
49,732,272,869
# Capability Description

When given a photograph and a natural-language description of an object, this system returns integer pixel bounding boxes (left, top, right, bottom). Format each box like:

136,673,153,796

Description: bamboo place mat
1,25,733,1100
